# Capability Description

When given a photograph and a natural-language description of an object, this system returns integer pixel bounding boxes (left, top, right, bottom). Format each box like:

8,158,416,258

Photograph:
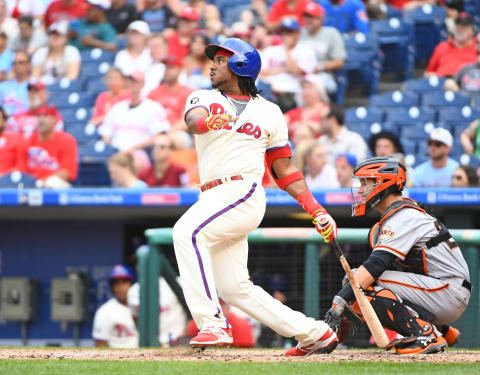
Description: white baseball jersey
184,89,288,184
127,278,187,346
260,43,316,94
99,98,170,151
92,298,139,348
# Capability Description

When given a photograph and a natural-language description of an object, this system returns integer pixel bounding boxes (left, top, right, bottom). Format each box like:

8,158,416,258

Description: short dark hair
0,106,7,121
326,104,344,125
459,165,479,186
19,15,34,27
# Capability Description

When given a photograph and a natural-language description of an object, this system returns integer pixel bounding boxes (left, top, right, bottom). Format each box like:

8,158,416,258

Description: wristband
196,116,209,133
296,190,324,217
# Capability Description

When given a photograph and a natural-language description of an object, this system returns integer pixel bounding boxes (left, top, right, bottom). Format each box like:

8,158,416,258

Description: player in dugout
173,37,339,356
324,156,471,354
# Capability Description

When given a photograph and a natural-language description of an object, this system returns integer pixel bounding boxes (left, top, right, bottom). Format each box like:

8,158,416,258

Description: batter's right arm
185,107,236,135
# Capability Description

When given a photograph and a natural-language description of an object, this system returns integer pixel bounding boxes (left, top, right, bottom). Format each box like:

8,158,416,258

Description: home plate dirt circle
0,348,478,362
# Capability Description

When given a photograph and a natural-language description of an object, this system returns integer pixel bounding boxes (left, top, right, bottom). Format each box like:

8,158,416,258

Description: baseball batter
173,38,338,356
324,156,471,354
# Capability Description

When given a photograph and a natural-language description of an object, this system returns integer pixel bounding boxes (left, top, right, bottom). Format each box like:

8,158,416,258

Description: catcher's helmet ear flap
351,156,406,216
205,38,261,80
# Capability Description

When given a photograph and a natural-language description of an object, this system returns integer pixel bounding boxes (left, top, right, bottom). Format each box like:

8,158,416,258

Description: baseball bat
331,239,389,348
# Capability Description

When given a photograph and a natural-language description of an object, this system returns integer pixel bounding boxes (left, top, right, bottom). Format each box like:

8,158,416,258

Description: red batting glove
205,113,234,130
312,208,338,243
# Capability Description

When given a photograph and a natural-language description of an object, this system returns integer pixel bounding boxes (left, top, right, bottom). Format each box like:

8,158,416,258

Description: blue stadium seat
47,92,96,110
401,139,417,155
379,3,402,18
80,48,115,64
403,5,448,63
370,90,419,109
79,139,117,159
437,106,480,127
47,78,85,93
0,171,37,187
421,91,471,109
400,121,438,140
345,106,384,124
345,123,371,136
405,76,446,93
371,122,400,136
256,80,275,102
370,18,415,80
384,106,436,125
80,61,111,78
75,140,117,186
342,33,383,96
65,122,100,143
85,79,107,95
220,3,250,26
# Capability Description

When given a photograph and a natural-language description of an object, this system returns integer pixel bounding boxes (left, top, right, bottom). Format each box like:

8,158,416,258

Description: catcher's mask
351,156,406,216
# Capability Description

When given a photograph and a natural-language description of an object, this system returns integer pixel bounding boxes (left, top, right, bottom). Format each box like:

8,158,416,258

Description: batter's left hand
312,209,337,243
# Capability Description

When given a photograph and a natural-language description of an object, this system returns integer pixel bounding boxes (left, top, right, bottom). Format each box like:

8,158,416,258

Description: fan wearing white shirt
114,20,152,75
304,142,340,188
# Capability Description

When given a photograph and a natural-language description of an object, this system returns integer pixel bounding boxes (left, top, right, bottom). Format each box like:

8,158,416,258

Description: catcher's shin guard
369,288,436,339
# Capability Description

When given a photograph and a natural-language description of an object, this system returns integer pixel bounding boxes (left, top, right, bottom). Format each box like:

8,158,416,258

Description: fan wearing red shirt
0,106,23,175
425,14,478,78
166,7,200,63
147,56,193,130
266,0,311,30
44,0,89,28
19,105,78,183
138,133,189,187
7,82,63,138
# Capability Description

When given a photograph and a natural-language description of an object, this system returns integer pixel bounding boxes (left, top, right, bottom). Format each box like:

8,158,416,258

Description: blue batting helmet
205,38,261,81
109,264,135,283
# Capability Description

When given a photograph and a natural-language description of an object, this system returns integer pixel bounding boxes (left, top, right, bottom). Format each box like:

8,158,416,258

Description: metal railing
138,228,480,347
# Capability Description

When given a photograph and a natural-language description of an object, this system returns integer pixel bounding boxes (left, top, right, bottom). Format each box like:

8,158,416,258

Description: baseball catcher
324,156,471,354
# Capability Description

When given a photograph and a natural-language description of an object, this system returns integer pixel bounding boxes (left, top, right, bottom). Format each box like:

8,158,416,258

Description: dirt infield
0,348,478,363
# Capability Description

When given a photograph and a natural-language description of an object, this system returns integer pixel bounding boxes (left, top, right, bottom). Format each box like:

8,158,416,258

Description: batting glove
324,296,347,332
205,113,234,131
312,209,337,243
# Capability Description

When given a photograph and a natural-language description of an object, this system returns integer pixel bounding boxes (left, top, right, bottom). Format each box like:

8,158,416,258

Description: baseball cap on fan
36,105,58,117
280,17,301,32
162,55,183,67
304,2,325,18
127,70,145,81
48,21,68,35
86,0,110,11
455,12,475,27
429,128,453,148
127,20,151,36
179,6,200,21
27,81,47,91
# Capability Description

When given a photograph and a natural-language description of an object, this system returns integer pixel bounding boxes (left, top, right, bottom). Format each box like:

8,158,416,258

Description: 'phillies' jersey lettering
209,103,225,115
237,123,262,139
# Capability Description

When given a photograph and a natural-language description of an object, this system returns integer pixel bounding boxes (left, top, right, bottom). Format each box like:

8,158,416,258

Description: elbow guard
265,144,304,190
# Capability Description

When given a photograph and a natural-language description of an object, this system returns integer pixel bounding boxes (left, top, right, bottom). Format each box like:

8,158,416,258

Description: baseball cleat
442,326,460,347
285,327,338,356
393,336,447,355
190,327,233,348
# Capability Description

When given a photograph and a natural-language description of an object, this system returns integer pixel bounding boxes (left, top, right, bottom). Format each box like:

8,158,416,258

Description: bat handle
331,239,344,259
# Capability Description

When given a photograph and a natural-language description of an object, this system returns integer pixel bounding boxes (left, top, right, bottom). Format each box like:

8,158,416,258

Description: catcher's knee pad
370,288,435,338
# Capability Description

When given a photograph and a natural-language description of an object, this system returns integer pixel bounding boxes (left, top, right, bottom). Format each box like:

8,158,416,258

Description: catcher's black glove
324,295,347,332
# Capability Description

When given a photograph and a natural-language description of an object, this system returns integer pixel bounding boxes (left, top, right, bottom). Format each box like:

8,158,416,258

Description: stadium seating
405,76,446,94
75,140,117,186
384,106,436,125
80,61,111,79
370,18,415,80
370,90,420,109
421,91,471,109
403,4,448,63
47,78,84,93
80,48,115,64
345,106,384,124
0,171,37,188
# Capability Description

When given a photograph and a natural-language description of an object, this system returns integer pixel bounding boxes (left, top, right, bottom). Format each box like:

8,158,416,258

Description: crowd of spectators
0,0,478,189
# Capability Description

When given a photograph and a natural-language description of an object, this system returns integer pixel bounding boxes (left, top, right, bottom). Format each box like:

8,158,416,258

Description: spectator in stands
44,0,89,28
260,18,316,112
250,21,280,53
285,75,329,140
335,152,356,188
99,70,170,163
413,127,459,187
0,0,19,42
300,2,346,93
7,82,63,138
142,32,167,96
181,33,211,89
0,50,30,116
292,126,315,172
31,21,81,84
5,0,44,19
229,21,252,42
148,55,194,133
368,130,404,157
443,32,480,102
240,0,268,27
460,118,480,158
319,0,369,35
0,106,23,176
8,15,47,55
90,67,130,126
19,105,78,187
139,133,189,187
443,0,464,35
318,104,368,165
304,142,340,188
0,31,13,81
425,13,478,78
69,0,117,52
166,6,200,63
141,0,175,33
185,0,222,38
266,0,311,31
114,20,151,75
451,164,478,187
107,0,140,35
92,264,138,348
108,152,148,188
